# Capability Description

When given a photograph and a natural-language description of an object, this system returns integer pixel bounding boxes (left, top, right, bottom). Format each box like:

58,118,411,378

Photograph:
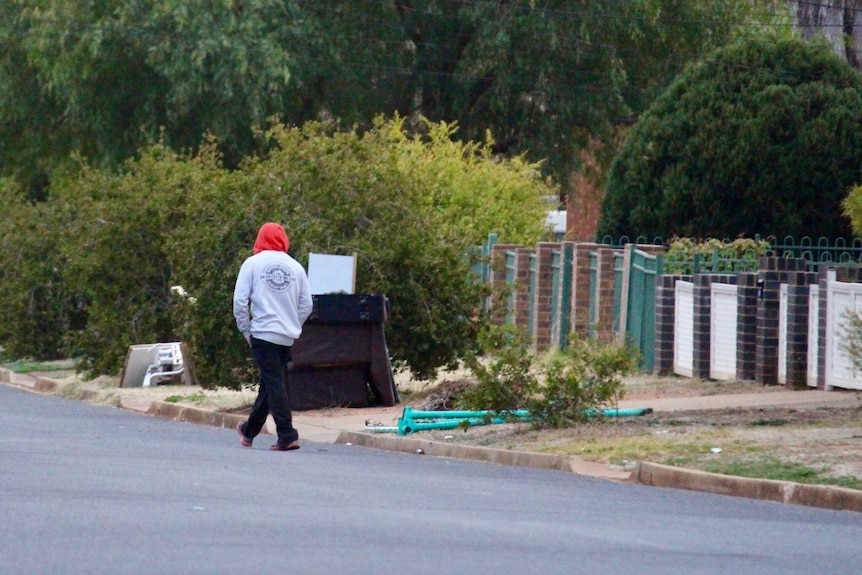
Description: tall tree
791,0,862,69
0,0,790,198
1,0,297,197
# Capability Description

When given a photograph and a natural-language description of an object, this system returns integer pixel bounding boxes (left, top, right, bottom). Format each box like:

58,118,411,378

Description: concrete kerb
631,461,862,513
336,430,572,472
147,400,245,432
4,368,862,513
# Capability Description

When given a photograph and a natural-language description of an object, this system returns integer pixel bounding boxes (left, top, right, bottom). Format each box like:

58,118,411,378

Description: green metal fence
505,250,517,325
477,234,862,372
625,245,664,371
528,253,537,339
550,245,573,349
765,236,862,269
588,250,598,339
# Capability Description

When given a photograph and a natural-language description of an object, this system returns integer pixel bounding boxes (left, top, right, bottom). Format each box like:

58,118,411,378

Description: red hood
253,223,290,254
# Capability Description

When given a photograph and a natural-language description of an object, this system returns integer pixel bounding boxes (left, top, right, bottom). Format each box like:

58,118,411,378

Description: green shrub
458,324,539,412
599,35,862,240
664,237,771,274
0,182,78,359
0,117,552,386
527,337,636,428
458,324,637,428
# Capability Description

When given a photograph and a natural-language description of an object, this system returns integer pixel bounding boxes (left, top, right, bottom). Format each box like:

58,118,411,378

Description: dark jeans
244,337,298,446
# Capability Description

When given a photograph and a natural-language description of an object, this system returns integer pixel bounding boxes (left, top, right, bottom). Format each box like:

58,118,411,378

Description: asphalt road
3,384,862,575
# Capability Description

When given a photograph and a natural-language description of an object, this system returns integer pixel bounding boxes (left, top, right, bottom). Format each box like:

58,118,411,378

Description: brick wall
756,257,809,385
736,273,759,381
565,165,603,240
570,243,600,337
654,275,685,375
531,242,560,352
594,247,618,341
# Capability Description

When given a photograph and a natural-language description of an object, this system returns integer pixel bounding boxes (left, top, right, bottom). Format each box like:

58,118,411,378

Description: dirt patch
407,376,862,485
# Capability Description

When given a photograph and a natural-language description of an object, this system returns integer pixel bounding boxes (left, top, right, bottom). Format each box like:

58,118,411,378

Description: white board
308,253,356,295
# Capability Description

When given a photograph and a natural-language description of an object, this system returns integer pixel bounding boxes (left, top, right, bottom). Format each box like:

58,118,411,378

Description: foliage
0,182,78,359
458,324,539,412
526,338,636,429
839,309,862,372
168,117,553,385
50,145,216,376
0,117,552,384
663,237,771,274
458,324,637,428
598,34,862,240
843,182,862,236
0,0,297,197
0,0,791,199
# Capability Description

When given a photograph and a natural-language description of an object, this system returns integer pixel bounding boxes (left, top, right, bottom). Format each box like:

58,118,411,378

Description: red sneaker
236,421,253,448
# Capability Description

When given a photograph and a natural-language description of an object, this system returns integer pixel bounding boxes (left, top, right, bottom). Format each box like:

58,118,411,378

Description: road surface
2,384,861,574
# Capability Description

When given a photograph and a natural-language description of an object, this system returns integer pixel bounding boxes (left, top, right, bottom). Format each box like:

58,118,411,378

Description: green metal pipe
401,407,530,420
587,407,653,417
398,416,508,435
385,405,654,435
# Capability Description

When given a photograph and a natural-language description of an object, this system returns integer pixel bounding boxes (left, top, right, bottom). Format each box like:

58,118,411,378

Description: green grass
164,391,207,404
700,456,862,490
1,359,76,373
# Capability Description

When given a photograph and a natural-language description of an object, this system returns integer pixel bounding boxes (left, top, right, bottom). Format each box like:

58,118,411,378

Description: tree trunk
790,0,862,69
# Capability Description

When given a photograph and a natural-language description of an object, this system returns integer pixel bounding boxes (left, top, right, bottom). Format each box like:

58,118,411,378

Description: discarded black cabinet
287,294,398,410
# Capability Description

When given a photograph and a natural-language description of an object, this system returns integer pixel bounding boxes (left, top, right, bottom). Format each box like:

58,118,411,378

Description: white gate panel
826,281,862,390
674,281,694,377
778,284,788,385
710,283,738,381
807,285,819,388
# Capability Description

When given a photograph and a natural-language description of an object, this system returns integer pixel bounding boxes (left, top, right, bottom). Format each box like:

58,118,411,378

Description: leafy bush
0,117,554,386
663,237,771,274
458,324,539,412
458,324,637,428
0,182,78,359
50,146,216,376
527,338,636,428
599,35,862,240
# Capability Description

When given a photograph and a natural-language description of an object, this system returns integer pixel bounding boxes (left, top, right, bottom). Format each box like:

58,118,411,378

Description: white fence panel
778,284,788,385
825,281,862,390
808,285,819,388
710,283,738,381
674,281,694,378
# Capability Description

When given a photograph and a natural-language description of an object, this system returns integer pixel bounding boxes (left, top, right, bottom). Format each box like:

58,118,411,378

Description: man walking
233,222,313,451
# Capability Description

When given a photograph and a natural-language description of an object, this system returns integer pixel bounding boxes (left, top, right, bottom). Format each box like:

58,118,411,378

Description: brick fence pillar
489,244,518,325
756,257,808,385
593,247,618,341
736,273,759,381
570,243,600,338
511,247,534,331
784,271,819,389
532,242,560,352
691,275,713,379
654,275,681,375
